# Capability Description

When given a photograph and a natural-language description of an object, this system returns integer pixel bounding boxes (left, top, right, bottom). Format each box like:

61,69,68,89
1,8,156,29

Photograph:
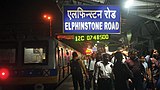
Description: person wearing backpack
70,52,88,90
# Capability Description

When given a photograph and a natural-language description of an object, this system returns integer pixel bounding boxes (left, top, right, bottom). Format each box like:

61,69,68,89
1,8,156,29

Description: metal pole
49,19,52,37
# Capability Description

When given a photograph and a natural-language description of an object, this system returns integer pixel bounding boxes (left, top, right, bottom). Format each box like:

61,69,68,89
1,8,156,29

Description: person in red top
125,49,145,90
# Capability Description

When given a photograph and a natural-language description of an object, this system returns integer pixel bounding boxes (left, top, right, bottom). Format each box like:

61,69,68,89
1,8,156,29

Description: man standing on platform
126,50,145,90
94,53,114,90
70,52,88,90
88,52,97,89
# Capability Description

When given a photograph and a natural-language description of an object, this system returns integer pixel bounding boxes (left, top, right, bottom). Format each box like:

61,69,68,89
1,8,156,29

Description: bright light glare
2,72,5,76
124,0,134,8
43,14,51,20
0,68,9,80
44,15,47,18
48,17,51,20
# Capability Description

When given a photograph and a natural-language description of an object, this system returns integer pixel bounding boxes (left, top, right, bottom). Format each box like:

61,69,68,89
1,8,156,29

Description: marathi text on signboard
63,5,120,34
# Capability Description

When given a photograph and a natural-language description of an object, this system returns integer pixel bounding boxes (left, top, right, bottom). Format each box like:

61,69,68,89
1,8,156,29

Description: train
0,37,83,90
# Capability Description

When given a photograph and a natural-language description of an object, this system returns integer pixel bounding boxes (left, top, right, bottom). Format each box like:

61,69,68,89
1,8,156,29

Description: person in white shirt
88,53,97,89
82,56,90,69
88,53,97,71
95,53,114,90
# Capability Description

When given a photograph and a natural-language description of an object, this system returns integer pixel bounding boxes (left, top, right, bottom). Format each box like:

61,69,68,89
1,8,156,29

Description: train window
23,41,48,65
24,48,47,64
0,42,17,65
0,48,16,64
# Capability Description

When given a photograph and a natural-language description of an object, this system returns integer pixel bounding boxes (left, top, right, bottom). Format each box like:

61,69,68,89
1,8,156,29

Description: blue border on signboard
63,5,121,34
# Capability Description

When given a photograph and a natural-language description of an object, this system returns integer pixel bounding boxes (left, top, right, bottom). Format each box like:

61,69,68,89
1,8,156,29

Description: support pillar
148,39,154,51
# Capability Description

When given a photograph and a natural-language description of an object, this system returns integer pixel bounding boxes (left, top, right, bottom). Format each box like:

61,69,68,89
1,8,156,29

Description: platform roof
0,0,160,54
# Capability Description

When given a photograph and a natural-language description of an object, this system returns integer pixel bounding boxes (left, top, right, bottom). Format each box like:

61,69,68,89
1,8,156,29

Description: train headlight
0,68,9,80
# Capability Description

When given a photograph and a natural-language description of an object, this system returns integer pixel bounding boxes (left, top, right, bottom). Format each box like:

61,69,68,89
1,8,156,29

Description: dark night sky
0,0,62,33
0,0,85,53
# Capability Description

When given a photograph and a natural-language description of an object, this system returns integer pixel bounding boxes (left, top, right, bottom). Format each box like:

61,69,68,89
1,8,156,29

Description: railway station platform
56,74,94,90
56,75,74,90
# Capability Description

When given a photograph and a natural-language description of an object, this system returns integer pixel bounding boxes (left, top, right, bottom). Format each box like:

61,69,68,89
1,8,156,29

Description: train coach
0,37,82,90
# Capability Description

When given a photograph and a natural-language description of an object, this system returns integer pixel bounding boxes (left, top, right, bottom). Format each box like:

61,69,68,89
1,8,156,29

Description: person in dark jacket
113,51,133,90
70,52,88,90
126,50,145,90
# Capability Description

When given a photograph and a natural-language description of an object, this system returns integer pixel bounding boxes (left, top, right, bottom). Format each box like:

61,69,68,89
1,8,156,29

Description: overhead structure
56,0,160,52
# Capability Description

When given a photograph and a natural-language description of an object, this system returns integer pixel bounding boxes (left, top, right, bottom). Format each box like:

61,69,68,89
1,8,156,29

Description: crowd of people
70,48,160,90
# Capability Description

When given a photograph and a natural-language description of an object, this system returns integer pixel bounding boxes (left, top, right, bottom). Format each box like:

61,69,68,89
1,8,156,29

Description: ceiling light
124,0,134,8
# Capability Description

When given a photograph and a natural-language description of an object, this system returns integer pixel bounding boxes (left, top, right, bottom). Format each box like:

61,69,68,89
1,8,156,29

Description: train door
66,50,70,74
62,49,68,78
60,48,64,79
56,47,62,82
56,47,60,82
56,47,64,82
